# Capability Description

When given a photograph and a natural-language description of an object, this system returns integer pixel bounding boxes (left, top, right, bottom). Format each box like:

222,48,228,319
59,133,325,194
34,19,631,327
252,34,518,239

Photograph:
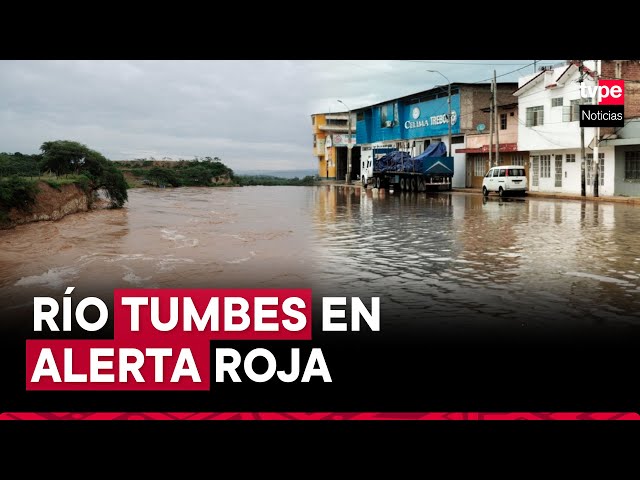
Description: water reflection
2,186,640,331
312,189,640,329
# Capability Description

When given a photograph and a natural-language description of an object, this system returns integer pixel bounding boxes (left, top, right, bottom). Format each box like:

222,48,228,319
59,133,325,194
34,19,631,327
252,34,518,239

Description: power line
395,60,534,66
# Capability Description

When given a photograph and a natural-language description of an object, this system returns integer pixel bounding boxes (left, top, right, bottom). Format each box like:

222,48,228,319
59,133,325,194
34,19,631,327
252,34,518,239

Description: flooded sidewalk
317,180,640,205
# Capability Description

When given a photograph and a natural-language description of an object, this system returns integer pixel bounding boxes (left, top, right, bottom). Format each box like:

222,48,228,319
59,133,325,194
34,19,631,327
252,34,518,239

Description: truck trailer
360,143,454,192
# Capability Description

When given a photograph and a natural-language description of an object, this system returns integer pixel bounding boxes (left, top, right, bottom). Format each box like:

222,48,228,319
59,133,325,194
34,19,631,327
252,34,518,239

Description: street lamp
337,99,352,185
427,70,452,157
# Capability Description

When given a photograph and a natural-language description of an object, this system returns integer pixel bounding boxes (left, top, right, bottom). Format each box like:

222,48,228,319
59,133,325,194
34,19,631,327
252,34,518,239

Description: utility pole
579,60,586,197
593,61,600,197
489,77,494,168
447,81,452,158
426,70,452,156
337,100,352,185
494,70,500,166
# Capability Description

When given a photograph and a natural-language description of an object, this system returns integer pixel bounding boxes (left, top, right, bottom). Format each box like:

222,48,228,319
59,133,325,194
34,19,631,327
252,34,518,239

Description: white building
514,61,614,196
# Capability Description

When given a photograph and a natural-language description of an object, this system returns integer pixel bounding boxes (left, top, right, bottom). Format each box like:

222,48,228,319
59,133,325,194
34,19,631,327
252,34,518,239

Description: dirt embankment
4,182,92,229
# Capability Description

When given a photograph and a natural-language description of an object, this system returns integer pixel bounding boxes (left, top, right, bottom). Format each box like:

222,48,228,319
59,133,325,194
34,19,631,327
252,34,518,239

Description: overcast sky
0,60,562,171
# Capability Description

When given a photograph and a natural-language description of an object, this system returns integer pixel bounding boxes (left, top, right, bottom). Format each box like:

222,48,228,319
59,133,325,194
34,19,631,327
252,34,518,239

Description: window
380,102,399,128
566,153,576,163
512,154,526,166
552,97,564,107
564,98,592,122
625,151,640,180
508,168,525,176
540,155,551,178
555,154,562,187
311,116,316,125
474,157,485,177
484,168,493,178
532,156,539,186
526,106,544,126
357,112,364,122
500,113,507,130
498,168,507,177
313,134,317,148
492,169,500,178
586,153,605,186
452,135,464,144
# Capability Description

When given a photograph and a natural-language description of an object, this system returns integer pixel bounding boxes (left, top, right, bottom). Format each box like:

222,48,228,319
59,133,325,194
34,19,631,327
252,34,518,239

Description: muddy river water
2,185,640,330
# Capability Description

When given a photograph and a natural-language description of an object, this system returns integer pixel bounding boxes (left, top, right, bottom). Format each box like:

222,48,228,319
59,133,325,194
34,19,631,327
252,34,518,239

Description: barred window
540,155,551,178
552,97,563,107
555,154,562,187
512,154,526,166
625,151,640,180
531,156,539,186
474,157,485,177
566,153,576,163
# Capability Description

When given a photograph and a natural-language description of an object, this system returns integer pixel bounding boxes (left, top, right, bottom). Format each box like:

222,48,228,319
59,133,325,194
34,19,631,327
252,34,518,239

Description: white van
482,165,527,197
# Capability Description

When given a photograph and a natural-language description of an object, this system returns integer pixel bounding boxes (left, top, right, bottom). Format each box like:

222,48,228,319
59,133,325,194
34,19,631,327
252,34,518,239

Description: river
2,185,640,330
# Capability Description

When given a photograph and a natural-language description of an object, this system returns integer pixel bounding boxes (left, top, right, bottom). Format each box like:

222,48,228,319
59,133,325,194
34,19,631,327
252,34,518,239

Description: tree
39,140,128,208
40,140,91,176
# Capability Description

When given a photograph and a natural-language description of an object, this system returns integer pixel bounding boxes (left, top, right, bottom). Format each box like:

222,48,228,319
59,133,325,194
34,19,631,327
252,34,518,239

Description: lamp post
338,99,352,184
427,70,452,157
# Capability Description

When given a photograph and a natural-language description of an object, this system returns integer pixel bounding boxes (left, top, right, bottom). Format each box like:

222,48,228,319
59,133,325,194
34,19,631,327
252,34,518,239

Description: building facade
456,102,529,188
311,112,358,180
515,60,640,196
353,82,517,187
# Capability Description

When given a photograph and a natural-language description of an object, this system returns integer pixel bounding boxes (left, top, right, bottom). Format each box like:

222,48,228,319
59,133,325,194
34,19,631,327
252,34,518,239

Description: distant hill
234,169,317,179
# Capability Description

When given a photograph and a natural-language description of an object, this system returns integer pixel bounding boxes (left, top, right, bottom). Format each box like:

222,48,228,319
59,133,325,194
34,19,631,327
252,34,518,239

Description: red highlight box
598,79,624,105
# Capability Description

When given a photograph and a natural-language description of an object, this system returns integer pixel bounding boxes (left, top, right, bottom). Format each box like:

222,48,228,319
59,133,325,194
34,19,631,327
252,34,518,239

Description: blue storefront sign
355,94,461,144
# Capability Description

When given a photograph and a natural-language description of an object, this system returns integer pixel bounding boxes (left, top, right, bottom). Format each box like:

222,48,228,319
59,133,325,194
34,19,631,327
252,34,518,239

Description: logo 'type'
579,79,625,127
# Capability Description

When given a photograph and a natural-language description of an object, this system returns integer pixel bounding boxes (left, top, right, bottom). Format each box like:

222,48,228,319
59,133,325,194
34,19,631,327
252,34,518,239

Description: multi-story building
310,111,358,180
515,60,640,196
353,82,517,187
456,102,529,188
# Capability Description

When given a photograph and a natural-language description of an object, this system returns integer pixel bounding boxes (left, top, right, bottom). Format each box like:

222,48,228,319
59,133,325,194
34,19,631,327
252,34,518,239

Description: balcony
318,124,351,133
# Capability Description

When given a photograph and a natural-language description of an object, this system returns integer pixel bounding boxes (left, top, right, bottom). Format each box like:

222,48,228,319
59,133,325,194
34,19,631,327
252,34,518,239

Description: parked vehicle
482,165,527,197
361,143,453,191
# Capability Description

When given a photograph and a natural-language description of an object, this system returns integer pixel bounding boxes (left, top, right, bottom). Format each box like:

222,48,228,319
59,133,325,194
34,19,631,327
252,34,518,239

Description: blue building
354,82,518,187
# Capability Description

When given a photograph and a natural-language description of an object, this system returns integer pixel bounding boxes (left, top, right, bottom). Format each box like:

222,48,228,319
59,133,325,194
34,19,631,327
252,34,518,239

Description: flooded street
313,186,640,329
2,185,640,330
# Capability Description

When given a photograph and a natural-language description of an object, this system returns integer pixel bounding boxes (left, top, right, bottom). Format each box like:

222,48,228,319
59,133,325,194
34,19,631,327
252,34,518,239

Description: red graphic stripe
1,412,639,420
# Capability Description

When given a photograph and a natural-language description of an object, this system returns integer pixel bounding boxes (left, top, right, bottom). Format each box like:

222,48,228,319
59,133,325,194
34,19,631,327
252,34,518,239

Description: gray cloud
0,60,560,171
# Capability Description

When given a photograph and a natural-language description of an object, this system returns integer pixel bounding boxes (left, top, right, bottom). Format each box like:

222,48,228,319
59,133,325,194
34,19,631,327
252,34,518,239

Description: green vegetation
235,175,319,186
116,157,320,188
39,141,128,208
0,141,129,224
117,157,235,187
0,176,39,210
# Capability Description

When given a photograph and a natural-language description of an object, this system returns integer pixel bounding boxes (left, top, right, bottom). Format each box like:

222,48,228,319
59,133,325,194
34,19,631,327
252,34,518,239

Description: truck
360,142,454,191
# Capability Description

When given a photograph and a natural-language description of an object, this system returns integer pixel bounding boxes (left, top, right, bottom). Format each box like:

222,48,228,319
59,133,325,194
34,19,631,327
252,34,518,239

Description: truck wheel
362,177,367,188
400,178,405,191
418,178,425,192
499,187,504,198
376,177,381,189
482,186,488,197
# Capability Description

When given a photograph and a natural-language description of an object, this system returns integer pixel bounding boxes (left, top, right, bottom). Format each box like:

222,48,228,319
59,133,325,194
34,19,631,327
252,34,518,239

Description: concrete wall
614,144,640,196
528,146,614,195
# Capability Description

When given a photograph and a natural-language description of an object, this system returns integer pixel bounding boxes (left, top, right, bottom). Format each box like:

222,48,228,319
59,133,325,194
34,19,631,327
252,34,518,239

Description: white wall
517,66,596,152
450,137,466,188
529,147,615,195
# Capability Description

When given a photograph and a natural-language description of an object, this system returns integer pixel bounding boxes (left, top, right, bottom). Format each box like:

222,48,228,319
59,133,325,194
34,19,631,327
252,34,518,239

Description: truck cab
361,156,373,187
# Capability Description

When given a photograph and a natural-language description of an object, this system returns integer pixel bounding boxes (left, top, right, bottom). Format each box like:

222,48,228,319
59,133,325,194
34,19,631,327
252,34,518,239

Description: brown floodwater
2,185,640,330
